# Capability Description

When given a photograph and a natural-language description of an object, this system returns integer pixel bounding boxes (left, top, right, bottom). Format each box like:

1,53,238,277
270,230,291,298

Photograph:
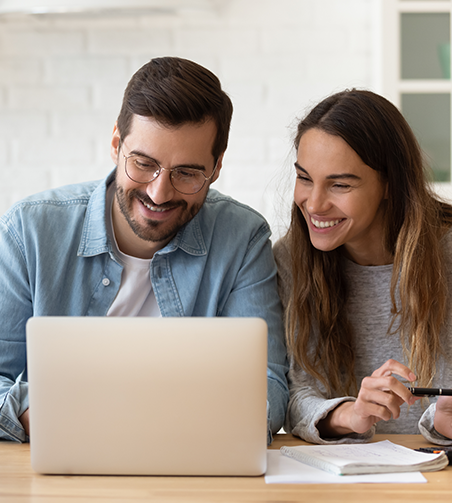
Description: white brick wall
0,0,378,240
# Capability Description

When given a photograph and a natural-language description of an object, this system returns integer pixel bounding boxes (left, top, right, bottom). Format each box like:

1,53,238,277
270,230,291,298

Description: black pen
409,387,452,396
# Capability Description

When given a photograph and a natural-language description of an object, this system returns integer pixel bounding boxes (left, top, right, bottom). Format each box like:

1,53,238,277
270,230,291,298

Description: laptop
26,316,268,476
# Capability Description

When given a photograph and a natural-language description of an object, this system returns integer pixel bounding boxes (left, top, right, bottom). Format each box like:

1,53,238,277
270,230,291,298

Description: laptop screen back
26,316,268,476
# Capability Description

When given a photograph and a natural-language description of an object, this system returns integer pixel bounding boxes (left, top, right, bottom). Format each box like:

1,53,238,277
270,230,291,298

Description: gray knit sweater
273,233,452,445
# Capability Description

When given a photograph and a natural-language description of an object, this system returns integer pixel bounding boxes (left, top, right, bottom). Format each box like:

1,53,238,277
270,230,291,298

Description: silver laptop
26,316,268,476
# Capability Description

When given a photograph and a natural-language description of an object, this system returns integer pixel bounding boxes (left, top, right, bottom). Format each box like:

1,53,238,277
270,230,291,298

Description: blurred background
0,0,449,240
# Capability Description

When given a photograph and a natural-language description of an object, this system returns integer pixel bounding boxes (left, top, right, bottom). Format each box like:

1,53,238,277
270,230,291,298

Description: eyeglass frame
119,140,219,195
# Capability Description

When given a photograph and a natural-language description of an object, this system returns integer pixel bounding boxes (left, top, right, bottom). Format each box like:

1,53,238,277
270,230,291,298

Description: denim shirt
0,171,289,444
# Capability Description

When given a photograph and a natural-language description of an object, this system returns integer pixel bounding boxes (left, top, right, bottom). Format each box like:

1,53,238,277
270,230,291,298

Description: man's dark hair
117,56,233,160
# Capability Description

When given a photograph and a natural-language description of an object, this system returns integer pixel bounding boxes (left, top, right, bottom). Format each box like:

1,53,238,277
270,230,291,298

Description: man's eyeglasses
121,143,218,195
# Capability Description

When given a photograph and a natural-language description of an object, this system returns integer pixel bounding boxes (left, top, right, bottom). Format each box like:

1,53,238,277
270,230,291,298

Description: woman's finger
371,358,416,383
357,386,406,419
361,375,416,406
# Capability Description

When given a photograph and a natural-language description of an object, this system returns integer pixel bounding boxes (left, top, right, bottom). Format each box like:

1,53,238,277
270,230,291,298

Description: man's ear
110,122,121,165
211,152,224,184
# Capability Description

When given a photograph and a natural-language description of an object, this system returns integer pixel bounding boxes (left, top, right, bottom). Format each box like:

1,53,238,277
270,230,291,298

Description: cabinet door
401,12,450,79
382,1,452,189
402,93,451,181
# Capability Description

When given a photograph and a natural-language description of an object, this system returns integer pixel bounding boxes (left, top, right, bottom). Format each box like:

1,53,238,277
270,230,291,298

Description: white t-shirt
105,183,161,317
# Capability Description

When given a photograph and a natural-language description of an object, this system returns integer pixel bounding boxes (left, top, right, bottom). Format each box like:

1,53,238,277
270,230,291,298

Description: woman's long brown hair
286,89,452,396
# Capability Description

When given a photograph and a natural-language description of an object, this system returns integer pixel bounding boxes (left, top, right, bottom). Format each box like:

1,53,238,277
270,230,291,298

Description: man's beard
115,185,204,244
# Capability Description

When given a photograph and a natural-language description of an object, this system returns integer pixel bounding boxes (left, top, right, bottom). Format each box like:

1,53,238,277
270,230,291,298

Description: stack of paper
265,440,448,484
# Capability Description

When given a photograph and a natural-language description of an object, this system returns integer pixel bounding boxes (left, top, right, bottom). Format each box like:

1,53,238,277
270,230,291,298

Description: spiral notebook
280,440,449,476
26,316,268,476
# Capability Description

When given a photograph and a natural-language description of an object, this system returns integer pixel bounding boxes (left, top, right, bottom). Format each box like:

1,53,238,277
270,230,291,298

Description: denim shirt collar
156,212,207,257
77,169,208,259
77,171,114,258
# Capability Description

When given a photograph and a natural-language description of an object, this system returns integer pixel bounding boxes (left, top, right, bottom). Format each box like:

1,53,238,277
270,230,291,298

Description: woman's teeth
311,218,341,229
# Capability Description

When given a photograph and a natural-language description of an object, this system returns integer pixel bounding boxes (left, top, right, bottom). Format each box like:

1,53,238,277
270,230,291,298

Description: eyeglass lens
125,155,213,195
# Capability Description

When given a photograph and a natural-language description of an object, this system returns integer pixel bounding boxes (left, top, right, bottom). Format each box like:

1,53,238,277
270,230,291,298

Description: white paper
265,450,427,484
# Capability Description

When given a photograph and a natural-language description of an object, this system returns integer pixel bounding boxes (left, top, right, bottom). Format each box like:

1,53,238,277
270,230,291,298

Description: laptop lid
26,316,268,476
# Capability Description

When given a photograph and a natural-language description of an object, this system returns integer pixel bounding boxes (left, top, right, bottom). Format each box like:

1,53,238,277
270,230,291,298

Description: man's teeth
311,218,341,229
144,202,167,212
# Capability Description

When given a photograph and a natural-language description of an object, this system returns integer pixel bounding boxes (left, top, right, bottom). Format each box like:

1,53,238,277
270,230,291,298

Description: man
0,57,288,444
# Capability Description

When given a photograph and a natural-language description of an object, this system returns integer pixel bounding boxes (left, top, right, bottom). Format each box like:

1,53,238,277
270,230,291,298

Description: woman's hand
317,359,419,438
434,396,452,439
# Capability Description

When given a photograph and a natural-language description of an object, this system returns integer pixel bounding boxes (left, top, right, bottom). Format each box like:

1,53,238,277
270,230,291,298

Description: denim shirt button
102,278,110,286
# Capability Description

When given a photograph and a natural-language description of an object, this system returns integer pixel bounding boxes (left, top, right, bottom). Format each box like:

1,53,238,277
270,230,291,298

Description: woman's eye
333,183,351,190
296,174,311,183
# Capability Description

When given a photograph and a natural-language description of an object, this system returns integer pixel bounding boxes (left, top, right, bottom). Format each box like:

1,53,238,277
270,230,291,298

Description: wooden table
1,434,451,502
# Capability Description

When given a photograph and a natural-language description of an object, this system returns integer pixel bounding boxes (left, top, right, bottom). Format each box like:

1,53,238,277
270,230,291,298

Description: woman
274,89,452,445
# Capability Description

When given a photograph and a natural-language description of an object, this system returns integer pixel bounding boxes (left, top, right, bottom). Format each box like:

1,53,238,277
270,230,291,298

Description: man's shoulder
2,178,104,222
12,179,101,208
0,178,108,244
202,189,269,228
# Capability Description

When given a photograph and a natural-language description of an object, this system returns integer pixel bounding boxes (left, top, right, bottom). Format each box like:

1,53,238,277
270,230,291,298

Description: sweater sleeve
417,230,452,445
286,360,375,444
273,236,374,444
419,403,452,445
